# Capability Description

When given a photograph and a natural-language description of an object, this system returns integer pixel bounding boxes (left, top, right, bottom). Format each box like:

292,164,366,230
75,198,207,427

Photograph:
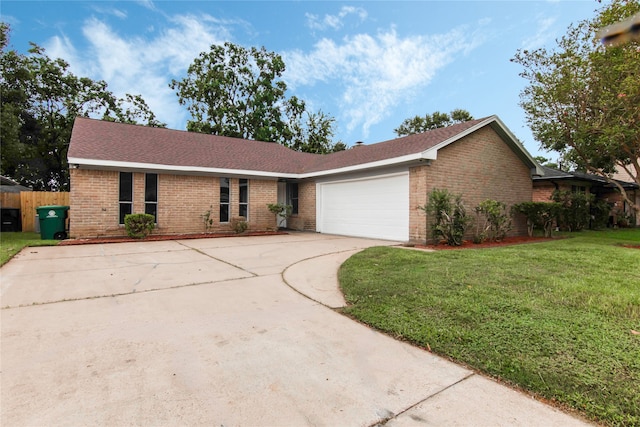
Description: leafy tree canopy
512,0,640,212
289,110,347,154
0,23,164,191
394,109,474,136
170,42,344,154
533,156,562,170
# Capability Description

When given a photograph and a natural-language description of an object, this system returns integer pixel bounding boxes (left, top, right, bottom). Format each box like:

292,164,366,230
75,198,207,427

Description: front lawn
0,232,59,266
339,229,640,426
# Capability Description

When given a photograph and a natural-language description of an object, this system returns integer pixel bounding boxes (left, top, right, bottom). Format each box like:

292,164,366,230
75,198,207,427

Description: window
286,182,299,215
239,179,249,219
119,172,133,224
220,177,230,222
571,185,587,193
145,173,158,222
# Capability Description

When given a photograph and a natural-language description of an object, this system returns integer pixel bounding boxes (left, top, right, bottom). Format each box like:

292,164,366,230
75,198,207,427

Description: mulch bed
58,230,288,245
413,235,553,250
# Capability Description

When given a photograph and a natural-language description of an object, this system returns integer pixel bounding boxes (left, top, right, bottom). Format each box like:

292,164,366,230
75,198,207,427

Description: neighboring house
67,115,542,243
532,165,639,226
0,176,31,232
0,176,32,194
614,168,640,226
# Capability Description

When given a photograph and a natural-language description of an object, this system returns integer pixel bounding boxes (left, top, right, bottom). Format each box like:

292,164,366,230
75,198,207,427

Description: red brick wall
409,126,533,243
69,169,277,238
532,182,558,202
533,181,591,203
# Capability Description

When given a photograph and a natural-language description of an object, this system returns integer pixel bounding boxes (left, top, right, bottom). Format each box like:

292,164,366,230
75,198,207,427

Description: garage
316,172,409,241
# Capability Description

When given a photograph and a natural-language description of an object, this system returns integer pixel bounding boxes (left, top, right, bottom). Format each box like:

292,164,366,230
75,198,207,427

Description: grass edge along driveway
0,232,58,266
339,230,640,426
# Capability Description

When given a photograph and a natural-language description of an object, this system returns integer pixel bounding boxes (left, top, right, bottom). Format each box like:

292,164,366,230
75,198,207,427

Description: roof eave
67,157,298,180
298,152,428,179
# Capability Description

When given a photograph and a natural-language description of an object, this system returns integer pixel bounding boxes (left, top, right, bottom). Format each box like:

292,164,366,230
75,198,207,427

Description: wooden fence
0,193,21,209
0,192,70,232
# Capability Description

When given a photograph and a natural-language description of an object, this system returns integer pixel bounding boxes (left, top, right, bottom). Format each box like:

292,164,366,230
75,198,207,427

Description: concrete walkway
1,233,591,426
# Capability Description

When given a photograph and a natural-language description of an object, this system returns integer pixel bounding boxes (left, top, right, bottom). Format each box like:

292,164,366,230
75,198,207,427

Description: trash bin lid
36,205,70,210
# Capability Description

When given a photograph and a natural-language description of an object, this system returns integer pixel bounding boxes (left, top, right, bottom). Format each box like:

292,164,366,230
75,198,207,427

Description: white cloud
89,5,128,19
283,27,479,136
522,16,557,50
43,14,233,130
306,6,367,31
136,0,157,11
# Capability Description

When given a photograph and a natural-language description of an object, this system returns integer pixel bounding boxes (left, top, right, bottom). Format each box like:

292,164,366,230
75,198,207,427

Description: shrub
124,213,155,239
267,203,292,229
590,199,611,230
474,199,512,242
230,216,248,233
551,190,593,231
419,188,470,246
512,202,560,237
616,211,635,228
201,206,214,231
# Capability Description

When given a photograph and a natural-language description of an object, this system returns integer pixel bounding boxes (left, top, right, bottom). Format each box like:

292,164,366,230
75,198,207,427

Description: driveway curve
1,233,590,426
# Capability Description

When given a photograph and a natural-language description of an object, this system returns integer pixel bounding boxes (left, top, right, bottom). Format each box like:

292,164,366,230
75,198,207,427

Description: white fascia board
298,152,428,179
488,116,545,176
67,157,299,179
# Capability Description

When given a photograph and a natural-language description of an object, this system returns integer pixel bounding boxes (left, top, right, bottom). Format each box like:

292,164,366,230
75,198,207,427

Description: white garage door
317,172,409,241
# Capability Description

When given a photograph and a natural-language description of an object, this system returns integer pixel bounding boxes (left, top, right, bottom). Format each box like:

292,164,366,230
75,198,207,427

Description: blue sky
2,0,600,159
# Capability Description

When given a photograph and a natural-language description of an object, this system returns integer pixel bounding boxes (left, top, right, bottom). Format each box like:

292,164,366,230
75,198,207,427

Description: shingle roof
534,165,638,189
68,118,316,174
300,118,488,173
0,176,32,193
68,115,533,177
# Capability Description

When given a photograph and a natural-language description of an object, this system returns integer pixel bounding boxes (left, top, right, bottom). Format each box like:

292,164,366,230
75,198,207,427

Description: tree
289,110,346,154
533,155,561,170
0,23,164,191
170,42,344,153
512,0,640,213
170,42,301,142
394,108,474,136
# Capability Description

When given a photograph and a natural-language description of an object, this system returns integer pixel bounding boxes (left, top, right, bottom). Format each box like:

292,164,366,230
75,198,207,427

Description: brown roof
68,116,524,176
68,118,316,174
300,118,487,173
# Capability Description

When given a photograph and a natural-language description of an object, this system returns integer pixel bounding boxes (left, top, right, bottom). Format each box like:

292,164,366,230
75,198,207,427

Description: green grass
0,232,59,266
339,229,640,426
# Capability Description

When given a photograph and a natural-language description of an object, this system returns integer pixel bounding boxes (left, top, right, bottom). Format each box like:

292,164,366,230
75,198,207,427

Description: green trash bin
36,205,69,240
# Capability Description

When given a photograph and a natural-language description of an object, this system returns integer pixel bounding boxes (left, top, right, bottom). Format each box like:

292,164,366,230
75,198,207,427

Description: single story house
0,176,31,232
533,165,639,226
67,115,543,243
0,176,32,194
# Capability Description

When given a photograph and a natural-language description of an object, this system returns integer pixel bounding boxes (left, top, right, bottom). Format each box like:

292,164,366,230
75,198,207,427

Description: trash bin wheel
53,231,67,240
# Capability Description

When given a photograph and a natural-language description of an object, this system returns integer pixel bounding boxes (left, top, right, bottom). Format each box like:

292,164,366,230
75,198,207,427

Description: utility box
0,208,21,232
36,205,69,240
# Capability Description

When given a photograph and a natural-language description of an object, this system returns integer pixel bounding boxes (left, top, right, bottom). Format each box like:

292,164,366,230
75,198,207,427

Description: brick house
67,115,542,243
533,165,639,227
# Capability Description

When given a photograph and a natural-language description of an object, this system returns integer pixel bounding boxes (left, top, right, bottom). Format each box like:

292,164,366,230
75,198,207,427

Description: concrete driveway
1,233,589,426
